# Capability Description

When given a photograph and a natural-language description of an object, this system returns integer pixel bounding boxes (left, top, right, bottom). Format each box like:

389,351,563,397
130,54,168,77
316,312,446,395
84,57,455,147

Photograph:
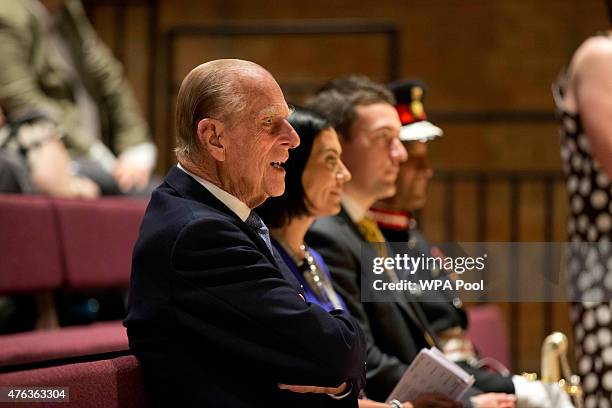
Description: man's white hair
174,59,263,160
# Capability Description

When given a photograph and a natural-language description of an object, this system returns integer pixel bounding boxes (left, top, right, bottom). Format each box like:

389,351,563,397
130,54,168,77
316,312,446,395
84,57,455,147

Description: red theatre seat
0,355,147,408
53,198,147,290
0,195,142,368
466,303,512,370
0,321,128,369
0,195,63,293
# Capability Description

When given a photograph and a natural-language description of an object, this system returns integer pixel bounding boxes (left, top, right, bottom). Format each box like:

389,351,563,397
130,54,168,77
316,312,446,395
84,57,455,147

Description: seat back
0,321,128,369
53,198,146,290
466,303,511,370
0,195,63,294
0,355,147,407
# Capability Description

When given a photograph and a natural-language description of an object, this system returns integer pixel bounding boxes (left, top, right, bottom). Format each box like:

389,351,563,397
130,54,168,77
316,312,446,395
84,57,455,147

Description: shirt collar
177,163,251,222
341,194,368,223
369,207,416,231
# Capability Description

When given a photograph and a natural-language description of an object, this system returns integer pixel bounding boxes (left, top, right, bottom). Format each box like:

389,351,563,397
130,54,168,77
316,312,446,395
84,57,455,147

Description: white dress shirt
177,163,251,221
342,194,368,223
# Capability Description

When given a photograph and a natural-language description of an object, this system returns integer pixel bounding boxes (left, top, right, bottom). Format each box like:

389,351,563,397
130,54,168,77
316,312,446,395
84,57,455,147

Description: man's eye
325,156,338,167
376,133,394,143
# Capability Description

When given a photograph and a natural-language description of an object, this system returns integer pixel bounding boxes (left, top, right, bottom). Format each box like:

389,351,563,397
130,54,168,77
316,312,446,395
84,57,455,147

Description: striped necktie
245,211,274,255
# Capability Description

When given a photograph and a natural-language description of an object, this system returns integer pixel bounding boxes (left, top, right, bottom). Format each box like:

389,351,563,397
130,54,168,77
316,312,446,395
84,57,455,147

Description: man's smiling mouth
270,160,287,169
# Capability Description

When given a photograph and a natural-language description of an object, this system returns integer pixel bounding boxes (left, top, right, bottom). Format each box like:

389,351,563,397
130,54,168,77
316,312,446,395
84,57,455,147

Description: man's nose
337,159,352,183
281,121,300,149
390,137,408,164
424,162,434,179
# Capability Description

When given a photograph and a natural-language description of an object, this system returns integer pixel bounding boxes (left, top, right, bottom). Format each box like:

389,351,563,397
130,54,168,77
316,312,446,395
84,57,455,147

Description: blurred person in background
0,0,156,196
0,108,35,194
553,1,612,406
0,107,99,198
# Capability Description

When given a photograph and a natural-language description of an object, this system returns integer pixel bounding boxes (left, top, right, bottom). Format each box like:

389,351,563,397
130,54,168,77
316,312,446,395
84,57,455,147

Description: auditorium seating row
0,306,507,407
0,194,147,294
0,193,510,407
0,355,146,408
0,194,148,407
0,195,146,408
0,194,147,368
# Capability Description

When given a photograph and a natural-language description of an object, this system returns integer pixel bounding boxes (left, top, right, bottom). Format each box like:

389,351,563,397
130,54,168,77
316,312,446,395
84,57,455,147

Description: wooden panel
89,0,608,173
420,176,571,371
173,33,391,104
419,181,445,242
427,122,563,172
157,0,606,112
517,302,546,372
453,181,478,241
123,6,150,120
90,6,116,53
554,180,570,241
486,182,511,241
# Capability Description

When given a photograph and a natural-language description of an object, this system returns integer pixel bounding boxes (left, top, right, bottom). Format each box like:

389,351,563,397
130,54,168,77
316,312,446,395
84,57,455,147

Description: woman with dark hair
257,107,350,312
553,2,612,406
257,107,461,408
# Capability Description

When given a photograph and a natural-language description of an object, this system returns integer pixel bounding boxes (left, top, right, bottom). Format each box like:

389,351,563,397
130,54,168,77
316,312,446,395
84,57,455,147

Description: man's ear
196,118,225,161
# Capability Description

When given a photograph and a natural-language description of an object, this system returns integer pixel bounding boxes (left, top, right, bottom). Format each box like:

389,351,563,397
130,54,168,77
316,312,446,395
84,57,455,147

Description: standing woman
554,2,612,406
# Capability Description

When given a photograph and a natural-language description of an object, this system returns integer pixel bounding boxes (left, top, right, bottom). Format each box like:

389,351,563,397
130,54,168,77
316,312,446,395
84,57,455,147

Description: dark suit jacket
306,209,514,407
380,226,515,395
124,167,366,407
306,208,485,403
379,226,468,334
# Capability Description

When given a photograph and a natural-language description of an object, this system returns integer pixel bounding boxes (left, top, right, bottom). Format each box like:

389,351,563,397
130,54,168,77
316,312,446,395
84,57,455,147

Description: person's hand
29,137,100,198
68,175,100,198
277,381,347,395
113,157,151,192
470,393,516,408
407,393,463,408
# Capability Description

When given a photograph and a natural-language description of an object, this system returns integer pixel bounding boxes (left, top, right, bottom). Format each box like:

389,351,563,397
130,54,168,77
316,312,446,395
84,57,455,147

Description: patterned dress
554,64,612,408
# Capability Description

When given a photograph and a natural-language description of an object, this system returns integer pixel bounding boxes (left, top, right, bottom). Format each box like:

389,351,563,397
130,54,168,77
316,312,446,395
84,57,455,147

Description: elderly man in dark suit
124,60,366,408
305,76,516,408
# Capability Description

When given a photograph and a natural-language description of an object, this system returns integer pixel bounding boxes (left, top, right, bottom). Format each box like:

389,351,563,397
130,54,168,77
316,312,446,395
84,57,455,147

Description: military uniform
371,208,515,394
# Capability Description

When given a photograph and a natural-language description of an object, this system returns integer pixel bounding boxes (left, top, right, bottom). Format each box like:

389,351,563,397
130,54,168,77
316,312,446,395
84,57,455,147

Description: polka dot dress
555,70,612,406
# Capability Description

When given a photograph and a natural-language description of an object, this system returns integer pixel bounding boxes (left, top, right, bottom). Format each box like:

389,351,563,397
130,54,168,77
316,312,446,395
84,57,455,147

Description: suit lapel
165,166,302,293
270,247,305,296
338,207,435,338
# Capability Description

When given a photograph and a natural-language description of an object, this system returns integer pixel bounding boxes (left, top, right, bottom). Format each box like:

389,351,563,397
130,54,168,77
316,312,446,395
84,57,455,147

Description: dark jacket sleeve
306,224,407,400
170,216,366,393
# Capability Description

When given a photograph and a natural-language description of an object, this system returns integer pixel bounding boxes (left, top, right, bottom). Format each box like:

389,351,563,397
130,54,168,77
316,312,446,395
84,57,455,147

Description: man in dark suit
305,76,516,408
124,60,366,407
